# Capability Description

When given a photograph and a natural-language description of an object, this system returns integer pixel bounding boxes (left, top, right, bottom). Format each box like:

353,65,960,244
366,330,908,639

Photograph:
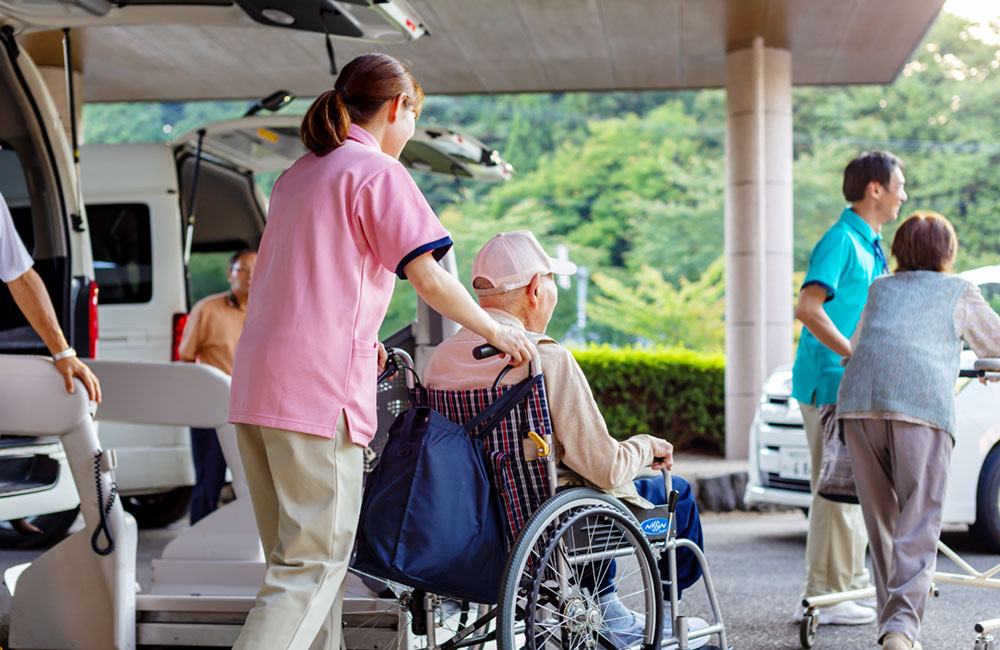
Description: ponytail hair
301,53,424,156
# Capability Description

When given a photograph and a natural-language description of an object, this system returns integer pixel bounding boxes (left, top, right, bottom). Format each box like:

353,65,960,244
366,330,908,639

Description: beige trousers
801,402,871,597
843,419,951,644
233,417,364,650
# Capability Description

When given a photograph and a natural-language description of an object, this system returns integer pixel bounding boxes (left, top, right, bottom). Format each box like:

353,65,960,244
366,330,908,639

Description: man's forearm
795,285,852,357
6,268,70,355
799,307,852,357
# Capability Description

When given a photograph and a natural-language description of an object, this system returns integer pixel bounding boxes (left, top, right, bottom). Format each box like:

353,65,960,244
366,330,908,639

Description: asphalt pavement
0,511,997,649
674,512,1000,650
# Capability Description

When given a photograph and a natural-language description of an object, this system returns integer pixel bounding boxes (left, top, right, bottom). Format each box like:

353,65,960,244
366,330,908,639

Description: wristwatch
52,347,78,361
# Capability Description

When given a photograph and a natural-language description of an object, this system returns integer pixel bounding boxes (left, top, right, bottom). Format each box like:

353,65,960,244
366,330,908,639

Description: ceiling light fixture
260,8,295,26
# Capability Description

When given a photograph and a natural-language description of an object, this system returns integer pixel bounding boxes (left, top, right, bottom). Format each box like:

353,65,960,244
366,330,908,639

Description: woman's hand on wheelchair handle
650,438,674,471
486,325,534,368
377,342,389,374
376,343,399,383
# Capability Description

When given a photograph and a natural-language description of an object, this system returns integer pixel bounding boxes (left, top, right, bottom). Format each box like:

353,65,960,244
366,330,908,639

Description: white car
745,265,1000,551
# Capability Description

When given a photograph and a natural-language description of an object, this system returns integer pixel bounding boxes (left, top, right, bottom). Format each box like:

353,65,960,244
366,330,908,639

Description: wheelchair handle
473,344,501,360
473,343,544,389
376,352,399,384
960,359,1000,380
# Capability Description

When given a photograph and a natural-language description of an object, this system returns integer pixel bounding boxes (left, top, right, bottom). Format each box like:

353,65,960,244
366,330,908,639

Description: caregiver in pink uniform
227,53,534,650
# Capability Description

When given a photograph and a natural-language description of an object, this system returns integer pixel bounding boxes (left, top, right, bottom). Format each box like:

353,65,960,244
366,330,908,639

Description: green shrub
571,344,725,454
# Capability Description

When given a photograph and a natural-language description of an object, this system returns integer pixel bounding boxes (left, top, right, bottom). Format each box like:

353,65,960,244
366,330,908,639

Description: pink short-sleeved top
228,124,451,444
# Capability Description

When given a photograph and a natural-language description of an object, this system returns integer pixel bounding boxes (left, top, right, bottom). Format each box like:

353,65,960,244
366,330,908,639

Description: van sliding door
0,29,77,356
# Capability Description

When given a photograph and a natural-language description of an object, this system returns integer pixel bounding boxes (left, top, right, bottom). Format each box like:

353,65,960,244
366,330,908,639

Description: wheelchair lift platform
1,358,263,648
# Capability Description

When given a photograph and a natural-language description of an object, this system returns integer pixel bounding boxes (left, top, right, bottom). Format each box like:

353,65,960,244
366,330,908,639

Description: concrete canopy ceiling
15,0,947,102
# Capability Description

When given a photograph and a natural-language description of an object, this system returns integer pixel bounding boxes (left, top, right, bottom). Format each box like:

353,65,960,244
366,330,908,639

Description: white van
0,25,97,547
77,118,513,528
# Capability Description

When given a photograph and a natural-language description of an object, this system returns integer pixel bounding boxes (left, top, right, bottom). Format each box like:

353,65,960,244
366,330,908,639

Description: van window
86,203,153,304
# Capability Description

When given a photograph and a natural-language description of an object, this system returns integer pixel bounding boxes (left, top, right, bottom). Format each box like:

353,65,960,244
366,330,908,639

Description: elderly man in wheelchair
419,230,717,649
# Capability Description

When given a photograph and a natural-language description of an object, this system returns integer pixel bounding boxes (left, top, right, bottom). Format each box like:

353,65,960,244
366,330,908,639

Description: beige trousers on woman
843,418,952,644
233,416,364,650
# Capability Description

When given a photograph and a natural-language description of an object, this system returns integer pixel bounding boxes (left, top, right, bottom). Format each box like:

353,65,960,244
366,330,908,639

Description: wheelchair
344,346,730,650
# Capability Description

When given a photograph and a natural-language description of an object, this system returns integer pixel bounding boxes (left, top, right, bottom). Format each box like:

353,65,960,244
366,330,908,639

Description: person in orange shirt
179,248,255,523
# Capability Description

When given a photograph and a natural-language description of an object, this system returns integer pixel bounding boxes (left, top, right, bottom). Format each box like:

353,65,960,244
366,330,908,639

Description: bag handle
463,374,542,440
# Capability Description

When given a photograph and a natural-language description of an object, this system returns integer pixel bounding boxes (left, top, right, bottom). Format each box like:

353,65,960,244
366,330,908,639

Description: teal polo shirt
791,207,888,406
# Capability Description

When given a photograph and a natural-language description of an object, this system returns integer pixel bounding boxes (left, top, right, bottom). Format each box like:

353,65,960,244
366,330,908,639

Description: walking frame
798,358,1000,649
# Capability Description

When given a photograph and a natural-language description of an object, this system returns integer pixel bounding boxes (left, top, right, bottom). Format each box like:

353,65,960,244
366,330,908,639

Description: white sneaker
598,592,645,649
797,600,876,626
600,592,714,648
663,614,711,648
856,596,877,609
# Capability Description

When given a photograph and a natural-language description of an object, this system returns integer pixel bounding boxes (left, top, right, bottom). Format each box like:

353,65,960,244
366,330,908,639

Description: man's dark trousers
189,426,228,524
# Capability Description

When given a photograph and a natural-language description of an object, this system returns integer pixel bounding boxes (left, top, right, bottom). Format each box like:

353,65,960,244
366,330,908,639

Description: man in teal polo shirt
792,150,907,625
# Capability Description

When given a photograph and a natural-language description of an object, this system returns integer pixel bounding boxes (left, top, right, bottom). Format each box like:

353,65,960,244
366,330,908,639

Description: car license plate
779,448,811,481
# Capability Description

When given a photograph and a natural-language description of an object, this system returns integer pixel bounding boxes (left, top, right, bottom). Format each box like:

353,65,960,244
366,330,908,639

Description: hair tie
336,87,348,103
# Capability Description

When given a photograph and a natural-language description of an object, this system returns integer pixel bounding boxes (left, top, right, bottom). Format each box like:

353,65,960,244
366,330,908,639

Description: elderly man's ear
527,273,543,307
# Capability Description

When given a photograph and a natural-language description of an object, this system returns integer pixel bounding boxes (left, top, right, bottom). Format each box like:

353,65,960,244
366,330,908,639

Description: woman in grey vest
837,211,1000,650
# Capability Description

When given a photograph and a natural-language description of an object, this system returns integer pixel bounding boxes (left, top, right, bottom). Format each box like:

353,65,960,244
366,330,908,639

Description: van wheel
0,507,80,549
971,446,1000,553
123,486,192,528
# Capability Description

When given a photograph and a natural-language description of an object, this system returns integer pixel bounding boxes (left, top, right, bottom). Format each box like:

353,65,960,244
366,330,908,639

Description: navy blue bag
354,373,541,604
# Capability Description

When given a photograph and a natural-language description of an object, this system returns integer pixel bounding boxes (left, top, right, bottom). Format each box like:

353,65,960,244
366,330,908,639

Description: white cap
471,231,577,296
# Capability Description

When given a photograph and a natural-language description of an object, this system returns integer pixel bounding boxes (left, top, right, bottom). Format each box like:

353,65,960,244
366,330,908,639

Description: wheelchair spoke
585,514,628,598
342,569,414,650
498,491,663,650
343,569,492,650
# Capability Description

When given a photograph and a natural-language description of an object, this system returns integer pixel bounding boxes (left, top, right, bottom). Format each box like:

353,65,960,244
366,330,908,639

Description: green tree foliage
189,252,232,303
429,101,726,343
792,13,1000,272
588,259,725,352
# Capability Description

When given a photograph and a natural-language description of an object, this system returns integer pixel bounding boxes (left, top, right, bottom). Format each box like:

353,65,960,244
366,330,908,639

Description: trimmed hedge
570,345,725,454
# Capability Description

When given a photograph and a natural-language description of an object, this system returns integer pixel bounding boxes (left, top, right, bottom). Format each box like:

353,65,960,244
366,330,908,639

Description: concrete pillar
724,38,793,459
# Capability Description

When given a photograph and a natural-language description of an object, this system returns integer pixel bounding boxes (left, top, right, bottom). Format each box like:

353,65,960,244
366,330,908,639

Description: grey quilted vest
837,271,968,437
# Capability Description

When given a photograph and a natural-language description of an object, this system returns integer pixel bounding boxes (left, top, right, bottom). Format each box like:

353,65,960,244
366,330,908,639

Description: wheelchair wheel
497,488,663,650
